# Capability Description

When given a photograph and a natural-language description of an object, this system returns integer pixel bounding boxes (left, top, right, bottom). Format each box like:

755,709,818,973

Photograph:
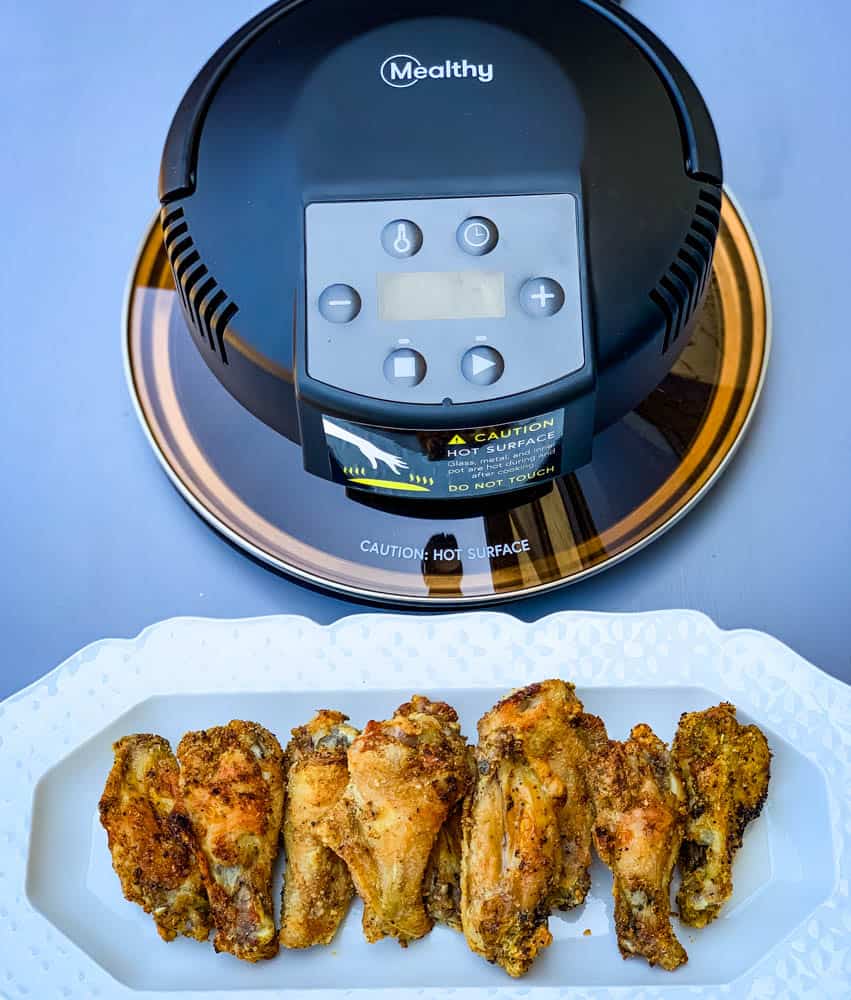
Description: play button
461,346,504,386
472,353,496,376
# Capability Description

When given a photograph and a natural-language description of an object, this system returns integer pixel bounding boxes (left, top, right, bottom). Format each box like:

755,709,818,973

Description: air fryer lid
159,0,722,502
126,191,768,605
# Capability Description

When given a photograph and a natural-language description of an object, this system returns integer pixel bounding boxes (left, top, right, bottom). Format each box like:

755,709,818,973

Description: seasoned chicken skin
280,710,359,948
317,695,470,946
673,702,771,927
460,681,605,977
99,734,211,942
588,723,687,971
177,721,284,961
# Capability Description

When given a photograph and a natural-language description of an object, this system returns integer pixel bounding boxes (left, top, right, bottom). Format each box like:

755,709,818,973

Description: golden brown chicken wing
460,680,604,977
279,710,359,949
482,680,605,909
98,734,211,942
588,723,687,971
672,702,771,927
177,720,284,961
461,726,558,976
317,695,470,946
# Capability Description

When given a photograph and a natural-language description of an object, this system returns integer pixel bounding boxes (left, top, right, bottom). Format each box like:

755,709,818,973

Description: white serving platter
1,611,849,999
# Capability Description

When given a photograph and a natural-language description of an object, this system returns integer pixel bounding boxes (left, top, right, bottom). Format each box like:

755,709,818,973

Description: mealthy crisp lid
124,193,768,605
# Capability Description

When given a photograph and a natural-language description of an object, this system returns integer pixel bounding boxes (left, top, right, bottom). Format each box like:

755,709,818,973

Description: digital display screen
378,271,506,322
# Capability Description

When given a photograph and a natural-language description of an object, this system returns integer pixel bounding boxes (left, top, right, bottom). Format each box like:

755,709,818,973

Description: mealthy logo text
380,54,494,88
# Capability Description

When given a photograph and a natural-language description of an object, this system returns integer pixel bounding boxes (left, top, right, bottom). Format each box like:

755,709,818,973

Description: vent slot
650,288,675,352
698,188,722,212
160,206,238,365
213,302,238,363
695,204,720,229
670,259,697,321
163,221,188,248
190,275,218,350
652,185,721,352
684,232,714,299
659,273,687,347
201,289,227,343
173,249,199,310
161,206,185,230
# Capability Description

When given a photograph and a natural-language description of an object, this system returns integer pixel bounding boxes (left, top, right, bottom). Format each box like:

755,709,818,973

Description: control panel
304,194,585,405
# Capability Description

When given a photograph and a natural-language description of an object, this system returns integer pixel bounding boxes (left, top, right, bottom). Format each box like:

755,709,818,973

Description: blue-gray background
2,1,849,698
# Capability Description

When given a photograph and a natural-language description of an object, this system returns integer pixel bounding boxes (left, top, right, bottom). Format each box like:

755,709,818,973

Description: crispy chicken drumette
588,723,687,971
673,702,771,927
99,734,211,942
279,710,359,948
317,695,470,946
460,680,605,977
177,720,284,961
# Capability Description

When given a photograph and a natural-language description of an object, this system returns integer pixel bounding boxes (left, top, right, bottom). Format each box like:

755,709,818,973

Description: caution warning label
322,409,564,499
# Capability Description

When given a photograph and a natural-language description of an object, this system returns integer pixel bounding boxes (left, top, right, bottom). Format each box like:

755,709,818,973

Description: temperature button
381,219,423,258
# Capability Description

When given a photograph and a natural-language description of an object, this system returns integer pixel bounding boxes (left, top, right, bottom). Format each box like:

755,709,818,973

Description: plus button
520,276,565,318
530,283,556,309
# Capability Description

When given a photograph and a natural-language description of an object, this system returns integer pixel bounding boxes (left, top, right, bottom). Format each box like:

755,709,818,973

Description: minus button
319,284,361,323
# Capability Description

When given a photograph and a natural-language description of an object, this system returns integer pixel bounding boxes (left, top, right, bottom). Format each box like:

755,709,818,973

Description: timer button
381,219,423,258
384,348,427,387
461,346,504,386
519,277,565,317
457,216,498,256
318,284,361,323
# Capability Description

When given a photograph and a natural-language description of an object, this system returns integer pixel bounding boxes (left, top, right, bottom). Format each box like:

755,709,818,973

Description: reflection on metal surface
421,533,464,598
124,194,769,605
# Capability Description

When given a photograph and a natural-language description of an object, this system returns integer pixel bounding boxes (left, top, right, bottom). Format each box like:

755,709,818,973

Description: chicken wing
98,734,211,942
317,695,470,946
672,702,771,927
279,710,359,948
588,723,687,971
460,680,604,977
461,726,558,976
176,720,284,961
483,680,605,909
